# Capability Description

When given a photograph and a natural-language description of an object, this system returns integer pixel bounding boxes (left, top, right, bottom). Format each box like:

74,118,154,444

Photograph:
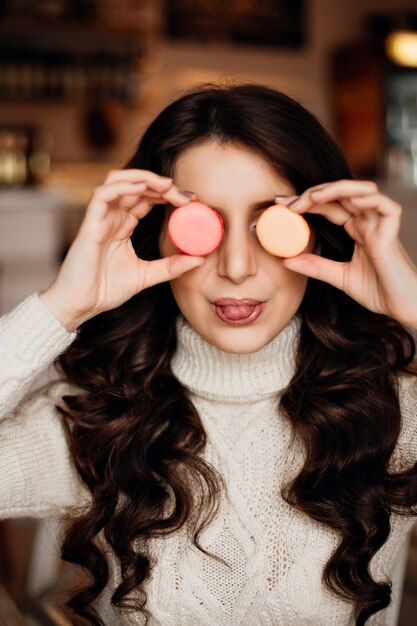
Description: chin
208,326,275,354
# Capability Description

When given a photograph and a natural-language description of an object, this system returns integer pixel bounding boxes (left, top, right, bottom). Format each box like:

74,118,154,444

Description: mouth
212,298,266,326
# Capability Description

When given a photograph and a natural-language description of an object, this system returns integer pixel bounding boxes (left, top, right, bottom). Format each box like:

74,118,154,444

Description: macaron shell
168,201,224,256
256,204,310,257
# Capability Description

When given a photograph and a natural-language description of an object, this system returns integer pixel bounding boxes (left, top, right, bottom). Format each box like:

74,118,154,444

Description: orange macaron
255,203,310,257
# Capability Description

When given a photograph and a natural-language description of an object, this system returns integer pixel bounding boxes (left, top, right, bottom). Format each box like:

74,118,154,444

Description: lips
213,298,266,326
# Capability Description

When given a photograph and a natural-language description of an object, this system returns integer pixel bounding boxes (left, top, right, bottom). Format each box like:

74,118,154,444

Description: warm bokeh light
386,30,417,67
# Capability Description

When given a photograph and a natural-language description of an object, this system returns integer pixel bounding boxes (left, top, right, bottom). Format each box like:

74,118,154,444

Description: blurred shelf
0,96,140,106
44,161,116,204
0,16,145,36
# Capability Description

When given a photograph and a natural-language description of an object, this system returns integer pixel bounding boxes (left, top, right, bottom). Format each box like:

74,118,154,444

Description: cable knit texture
1,294,417,625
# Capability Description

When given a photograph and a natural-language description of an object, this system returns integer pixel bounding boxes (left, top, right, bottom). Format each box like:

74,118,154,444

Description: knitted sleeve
0,293,89,518
390,372,417,472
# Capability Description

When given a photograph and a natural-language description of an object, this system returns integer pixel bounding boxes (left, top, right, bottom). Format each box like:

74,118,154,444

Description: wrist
38,289,92,332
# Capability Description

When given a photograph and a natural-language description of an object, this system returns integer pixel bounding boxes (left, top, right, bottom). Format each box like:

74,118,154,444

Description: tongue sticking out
220,304,255,320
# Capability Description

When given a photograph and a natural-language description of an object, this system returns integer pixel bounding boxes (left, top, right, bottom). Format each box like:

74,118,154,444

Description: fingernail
160,176,173,182
181,190,197,199
275,195,293,205
288,197,301,209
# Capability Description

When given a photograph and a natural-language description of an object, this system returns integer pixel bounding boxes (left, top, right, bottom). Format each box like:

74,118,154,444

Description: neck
171,315,302,402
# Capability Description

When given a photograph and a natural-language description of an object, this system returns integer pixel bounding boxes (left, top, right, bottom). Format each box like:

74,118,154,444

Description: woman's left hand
280,180,417,330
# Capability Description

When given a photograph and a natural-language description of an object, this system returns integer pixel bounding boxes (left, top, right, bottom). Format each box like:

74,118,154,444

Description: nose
216,219,258,284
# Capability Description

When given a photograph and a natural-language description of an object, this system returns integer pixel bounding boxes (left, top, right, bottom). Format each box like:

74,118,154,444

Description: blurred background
0,0,417,624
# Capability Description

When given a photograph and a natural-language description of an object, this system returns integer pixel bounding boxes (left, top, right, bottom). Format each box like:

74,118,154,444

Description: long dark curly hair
55,83,417,625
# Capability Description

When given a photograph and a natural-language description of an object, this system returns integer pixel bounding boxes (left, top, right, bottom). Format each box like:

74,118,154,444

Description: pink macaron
168,201,224,256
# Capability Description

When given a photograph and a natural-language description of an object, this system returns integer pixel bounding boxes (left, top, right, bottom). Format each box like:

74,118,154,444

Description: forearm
0,293,76,417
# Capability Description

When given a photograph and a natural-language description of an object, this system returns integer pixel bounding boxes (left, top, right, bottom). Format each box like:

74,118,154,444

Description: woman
1,83,417,626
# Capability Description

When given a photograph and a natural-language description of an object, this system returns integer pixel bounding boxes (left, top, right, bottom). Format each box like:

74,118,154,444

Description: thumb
283,253,347,291
140,254,205,290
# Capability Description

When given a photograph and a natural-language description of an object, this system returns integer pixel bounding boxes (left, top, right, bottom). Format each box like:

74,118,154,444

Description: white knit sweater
1,293,417,626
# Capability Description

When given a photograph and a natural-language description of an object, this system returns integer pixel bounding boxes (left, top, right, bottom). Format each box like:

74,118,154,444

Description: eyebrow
166,195,292,215
211,197,290,215
251,198,281,211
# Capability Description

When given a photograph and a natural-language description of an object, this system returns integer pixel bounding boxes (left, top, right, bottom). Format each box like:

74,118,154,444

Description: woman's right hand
39,169,204,331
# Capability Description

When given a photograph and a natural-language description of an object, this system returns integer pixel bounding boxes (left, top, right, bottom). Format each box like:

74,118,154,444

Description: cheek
170,266,206,313
267,256,308,294
269,227,317,289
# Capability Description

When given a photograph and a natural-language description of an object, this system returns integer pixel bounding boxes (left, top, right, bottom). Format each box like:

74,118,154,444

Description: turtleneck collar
171,314,302,402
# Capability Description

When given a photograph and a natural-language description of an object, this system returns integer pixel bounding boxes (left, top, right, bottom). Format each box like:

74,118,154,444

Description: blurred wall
1,0,417,165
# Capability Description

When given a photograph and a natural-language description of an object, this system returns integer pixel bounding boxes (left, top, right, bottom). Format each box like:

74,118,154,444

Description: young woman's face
159,141,315,353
